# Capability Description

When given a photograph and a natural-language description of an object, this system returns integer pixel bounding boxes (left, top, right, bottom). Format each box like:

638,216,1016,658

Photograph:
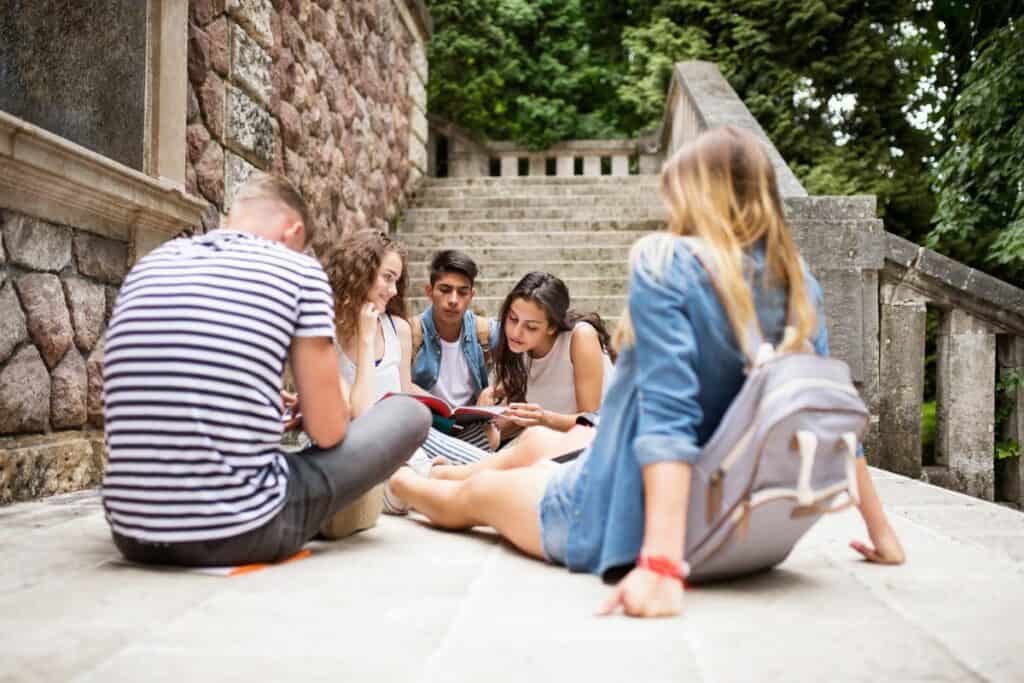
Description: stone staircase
399,176,666,324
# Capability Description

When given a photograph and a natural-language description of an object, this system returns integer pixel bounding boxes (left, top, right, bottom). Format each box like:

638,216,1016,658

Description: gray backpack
681,239,867,583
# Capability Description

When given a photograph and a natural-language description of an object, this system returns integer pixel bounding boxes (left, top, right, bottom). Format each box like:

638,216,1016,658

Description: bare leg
851,458,906,564
390,464,557,559
431,425,594,481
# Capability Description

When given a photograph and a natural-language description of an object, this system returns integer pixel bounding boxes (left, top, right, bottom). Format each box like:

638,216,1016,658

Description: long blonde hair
613,126,815,361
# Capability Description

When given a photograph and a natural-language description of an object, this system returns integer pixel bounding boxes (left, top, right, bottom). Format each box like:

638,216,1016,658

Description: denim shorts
538,454,585,565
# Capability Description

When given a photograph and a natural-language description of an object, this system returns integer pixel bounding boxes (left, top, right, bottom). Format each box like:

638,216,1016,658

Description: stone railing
427,116,660,178
880,234,1024,503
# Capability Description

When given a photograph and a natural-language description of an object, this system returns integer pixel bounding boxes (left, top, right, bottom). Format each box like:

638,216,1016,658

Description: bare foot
850,525,906,565
430,462,475,481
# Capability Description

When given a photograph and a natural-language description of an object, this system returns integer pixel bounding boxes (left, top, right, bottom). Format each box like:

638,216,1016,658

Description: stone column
936,309,996,500
996,336,1024,504
529,156,546,177
878,285,927,478
583,156,601,177
556,156,574,177
407,39,429,186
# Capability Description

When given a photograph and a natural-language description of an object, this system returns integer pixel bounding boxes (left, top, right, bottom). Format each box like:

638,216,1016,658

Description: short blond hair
234,173,315,246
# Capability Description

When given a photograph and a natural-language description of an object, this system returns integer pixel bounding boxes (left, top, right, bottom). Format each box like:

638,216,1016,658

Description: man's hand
281,390,302,431
597,567,684,618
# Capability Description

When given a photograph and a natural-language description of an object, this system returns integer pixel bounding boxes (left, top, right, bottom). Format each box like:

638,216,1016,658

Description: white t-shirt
429,337,475,407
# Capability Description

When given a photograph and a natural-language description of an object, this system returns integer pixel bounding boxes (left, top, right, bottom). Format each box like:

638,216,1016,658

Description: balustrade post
611,155,629,177
936,309,996,500
996,336,1024,504
583,156,601,177
878,285,927,478
500,156,518,177
529,156,546,176
556,156,574,177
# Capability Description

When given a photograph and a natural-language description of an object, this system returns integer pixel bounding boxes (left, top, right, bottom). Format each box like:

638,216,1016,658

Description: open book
381,393,506,425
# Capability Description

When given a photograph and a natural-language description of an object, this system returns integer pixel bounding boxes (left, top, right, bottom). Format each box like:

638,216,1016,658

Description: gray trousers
112,397,431,567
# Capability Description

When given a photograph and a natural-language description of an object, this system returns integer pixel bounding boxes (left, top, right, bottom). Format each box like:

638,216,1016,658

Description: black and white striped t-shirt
101,230,335,543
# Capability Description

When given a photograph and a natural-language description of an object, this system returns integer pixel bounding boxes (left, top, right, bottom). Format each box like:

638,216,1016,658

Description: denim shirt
411,305,499,404
565,235,829,579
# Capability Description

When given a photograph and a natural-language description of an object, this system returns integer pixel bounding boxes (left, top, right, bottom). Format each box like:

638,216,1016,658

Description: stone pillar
878,285,926,478
583,156,601,177
407,38,429,187
556,156,574,177
996,336,1024,504
529,156,546,177
936,309,996,500
500,156,518,177
611,155,629,177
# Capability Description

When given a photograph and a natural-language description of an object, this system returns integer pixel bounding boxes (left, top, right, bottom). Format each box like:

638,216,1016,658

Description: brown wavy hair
323,229,409,344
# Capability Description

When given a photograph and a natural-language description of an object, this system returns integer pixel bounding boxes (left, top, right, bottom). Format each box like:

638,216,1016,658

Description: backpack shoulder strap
475,315,493,364
410,314,424,359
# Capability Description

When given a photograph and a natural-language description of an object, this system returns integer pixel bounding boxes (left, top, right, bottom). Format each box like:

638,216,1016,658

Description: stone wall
0,210,126,503
185,0,430,253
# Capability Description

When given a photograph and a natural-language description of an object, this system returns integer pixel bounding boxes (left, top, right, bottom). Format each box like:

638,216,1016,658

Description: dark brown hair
493,271,613,404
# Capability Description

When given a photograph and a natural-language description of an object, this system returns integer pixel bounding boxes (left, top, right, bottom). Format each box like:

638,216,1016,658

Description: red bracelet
636,554,690,582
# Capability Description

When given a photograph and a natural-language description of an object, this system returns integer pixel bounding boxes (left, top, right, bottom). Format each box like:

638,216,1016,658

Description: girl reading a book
387,126,905,617
323,229,495,513
429,272,615,480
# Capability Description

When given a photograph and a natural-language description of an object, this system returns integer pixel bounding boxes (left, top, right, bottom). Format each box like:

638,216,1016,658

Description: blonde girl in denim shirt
389,126,905,617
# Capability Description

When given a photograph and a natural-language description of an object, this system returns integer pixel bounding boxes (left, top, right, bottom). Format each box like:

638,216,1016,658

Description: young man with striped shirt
101,174,430,566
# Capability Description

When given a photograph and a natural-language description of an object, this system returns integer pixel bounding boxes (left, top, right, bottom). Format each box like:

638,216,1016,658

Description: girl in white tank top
490,272,615,434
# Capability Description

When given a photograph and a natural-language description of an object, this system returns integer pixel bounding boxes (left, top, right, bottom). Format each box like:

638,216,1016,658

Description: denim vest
411,305,497,404
562,236,830,580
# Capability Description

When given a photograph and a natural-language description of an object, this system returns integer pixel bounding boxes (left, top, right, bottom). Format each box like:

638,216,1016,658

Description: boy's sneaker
381,449,433,515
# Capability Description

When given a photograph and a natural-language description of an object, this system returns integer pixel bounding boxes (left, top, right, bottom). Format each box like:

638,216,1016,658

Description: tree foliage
928,20,1024,283
425,1,1024,275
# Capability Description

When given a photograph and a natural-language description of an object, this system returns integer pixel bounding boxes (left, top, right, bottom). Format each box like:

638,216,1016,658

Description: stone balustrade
427,116,659,178
879,234,1024,503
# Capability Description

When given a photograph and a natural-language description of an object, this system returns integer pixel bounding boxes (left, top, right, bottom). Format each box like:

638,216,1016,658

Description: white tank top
338,314,403,400
525,322,613,415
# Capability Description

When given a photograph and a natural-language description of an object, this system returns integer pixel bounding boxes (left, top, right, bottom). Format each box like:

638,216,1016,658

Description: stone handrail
652,61,807,196
878,233,1024,503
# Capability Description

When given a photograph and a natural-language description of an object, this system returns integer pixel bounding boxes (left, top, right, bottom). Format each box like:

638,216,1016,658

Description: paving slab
1,469,1022,682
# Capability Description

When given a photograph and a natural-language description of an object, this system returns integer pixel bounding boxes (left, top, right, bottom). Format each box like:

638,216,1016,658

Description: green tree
928,20,1024,283
425,0,621,149
615,0,937,241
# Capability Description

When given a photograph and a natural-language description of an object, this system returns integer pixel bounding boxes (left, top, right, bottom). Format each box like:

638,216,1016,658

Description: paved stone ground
1,469,1022,682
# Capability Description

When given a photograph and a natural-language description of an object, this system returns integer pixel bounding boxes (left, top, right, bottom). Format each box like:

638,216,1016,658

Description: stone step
397,230,648,249
409,295,627,319
416,187,660,201
423,175,661,188
407,259,630,281
398,219,661,235
410,276,628,299
409,194,665,210
404,244,634,264
403,206,667,222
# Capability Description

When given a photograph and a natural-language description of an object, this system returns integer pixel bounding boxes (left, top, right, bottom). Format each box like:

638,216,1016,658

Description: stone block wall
186,0,430,254
0,210,126,503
